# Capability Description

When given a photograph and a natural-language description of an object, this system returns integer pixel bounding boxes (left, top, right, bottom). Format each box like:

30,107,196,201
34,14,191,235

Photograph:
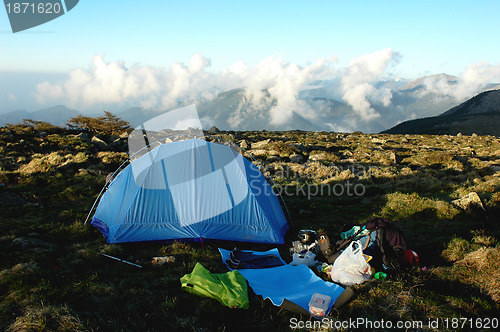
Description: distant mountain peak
401,73,459,91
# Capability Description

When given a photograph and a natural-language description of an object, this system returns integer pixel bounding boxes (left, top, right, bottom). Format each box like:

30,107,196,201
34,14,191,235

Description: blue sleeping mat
219,248,345,316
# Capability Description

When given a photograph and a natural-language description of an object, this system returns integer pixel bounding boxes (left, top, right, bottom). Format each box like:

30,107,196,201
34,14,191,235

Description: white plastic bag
330,240,372,286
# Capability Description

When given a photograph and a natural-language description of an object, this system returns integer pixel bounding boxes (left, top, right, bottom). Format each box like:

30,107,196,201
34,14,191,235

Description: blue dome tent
90,138,289,244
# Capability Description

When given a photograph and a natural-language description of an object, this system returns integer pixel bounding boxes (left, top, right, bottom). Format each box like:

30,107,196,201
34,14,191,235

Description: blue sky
1,0,500,119
2,0,499,76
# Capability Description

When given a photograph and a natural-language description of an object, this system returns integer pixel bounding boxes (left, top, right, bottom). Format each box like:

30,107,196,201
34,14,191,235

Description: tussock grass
456,247,500,302
439,234,500,304
96,151,128,164
1,125,500,330
6,304,86,332
380,192,460,220
18,152,88,174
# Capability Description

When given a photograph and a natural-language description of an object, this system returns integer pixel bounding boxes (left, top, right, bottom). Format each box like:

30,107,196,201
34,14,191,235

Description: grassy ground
0,123,499,331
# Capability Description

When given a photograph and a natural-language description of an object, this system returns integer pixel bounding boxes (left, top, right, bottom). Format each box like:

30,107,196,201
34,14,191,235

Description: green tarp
180,262,249,309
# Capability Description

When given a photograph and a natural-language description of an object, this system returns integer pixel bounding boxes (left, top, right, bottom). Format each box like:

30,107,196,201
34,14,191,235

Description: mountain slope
383,89,500,136
0,105,80,127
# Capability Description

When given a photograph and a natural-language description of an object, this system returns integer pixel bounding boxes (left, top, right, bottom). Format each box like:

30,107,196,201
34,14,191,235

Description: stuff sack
330,241,372,286
180,262,249,309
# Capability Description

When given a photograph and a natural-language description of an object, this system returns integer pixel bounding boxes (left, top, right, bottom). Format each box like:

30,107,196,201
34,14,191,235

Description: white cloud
36,54,217,111
340,48,401,121
239,56,337,124
419,62,500,101
33,50,498,133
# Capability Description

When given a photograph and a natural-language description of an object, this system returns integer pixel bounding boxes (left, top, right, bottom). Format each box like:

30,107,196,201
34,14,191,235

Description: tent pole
98,252,142,268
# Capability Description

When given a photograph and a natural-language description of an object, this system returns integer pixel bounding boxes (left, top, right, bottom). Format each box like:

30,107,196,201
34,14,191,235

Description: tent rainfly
91,138,289,244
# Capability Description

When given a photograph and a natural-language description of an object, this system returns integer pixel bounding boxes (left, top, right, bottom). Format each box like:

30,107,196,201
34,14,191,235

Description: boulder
290,154,306,164
250,149,267,157
266,155,280,163
290,143,307,153
75,132,90,142
207,126,221,134
251,139,271,149
371,137,387,144
239,140,249,150
451,192,485,211
91,136,110,150
10,237,57,253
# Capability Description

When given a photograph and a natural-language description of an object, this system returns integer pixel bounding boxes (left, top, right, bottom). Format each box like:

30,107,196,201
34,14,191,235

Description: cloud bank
35,50,500,130
341,48,401,121
418,62,500,101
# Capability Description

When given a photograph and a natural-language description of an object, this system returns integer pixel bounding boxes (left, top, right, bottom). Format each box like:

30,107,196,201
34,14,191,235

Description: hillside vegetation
1,119,499,331
384,89,500,136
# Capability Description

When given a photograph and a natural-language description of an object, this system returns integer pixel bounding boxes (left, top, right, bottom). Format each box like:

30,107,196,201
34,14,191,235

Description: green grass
1,124,499,331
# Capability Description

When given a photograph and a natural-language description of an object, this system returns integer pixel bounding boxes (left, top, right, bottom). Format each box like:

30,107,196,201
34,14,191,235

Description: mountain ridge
382,89,500,136
1,74,498,133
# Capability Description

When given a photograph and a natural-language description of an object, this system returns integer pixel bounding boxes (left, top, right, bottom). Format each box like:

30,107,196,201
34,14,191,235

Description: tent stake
99,252,142,268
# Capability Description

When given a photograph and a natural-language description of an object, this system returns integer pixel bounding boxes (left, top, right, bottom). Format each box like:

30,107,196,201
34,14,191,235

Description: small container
308,293,331,317
291,251,316,267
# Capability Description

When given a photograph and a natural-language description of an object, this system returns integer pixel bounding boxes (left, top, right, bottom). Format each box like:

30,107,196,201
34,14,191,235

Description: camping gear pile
87,137,418,318
311,217,419,285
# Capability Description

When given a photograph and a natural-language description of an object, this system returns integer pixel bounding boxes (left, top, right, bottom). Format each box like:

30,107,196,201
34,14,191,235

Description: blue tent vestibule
91,138,289,244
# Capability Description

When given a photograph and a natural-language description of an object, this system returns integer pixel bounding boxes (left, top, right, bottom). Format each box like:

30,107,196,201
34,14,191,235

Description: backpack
364,217,407,272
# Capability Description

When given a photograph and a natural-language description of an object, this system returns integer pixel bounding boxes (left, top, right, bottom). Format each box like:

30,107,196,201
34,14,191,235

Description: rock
207,126,221,134
110,137,126,149
290,154,306,164
151,256,175,266
472,133,478,137
266,155,280,162
251,139,271,149
308,152,338,163
490,165,500,173
119,131,130,139
457,133,463,137
371,137,387,144
343,150,353,157
11,262,38,273
91,136,110,150
220,133,235,143
75,132,90,142
290,143,307,153
250,149,268,157
239,140,249,150
388,151,397,164
451,192,485,211
10,237,57,253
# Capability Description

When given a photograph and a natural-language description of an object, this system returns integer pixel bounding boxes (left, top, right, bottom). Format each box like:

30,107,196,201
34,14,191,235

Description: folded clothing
226,247,285,269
